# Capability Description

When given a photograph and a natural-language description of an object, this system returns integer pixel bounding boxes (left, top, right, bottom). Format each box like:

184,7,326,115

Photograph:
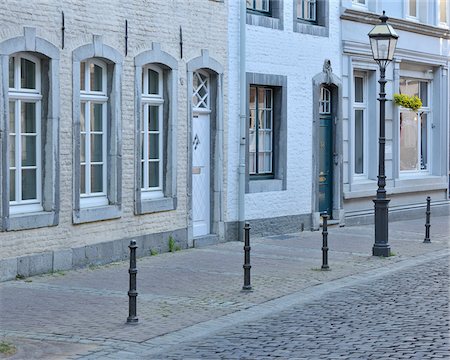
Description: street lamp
368,11,398,257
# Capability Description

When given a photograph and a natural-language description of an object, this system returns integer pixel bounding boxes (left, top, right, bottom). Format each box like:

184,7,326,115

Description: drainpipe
238,0,246,241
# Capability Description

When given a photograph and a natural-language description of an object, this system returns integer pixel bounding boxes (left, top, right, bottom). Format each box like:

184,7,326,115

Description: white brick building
0,0,229,281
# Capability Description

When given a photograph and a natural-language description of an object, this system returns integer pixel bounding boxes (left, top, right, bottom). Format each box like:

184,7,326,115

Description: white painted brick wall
0,0,228,259
227,0,342,221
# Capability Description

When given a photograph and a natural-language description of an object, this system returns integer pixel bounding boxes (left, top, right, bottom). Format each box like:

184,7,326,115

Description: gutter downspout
238,1,246,241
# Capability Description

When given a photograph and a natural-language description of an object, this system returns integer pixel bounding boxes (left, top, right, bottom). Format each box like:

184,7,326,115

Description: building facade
0,0,229,281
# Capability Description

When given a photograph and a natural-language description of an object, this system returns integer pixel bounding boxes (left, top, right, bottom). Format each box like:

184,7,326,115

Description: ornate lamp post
368,11,398,257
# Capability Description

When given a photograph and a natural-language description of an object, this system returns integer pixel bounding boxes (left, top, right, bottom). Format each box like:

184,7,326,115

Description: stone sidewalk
0,216,449,359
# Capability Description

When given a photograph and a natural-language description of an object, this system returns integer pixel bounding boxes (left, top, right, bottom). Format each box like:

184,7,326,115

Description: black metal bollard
321,214,330,270
242,222,252,291
127,240,138,324
424,196,431,243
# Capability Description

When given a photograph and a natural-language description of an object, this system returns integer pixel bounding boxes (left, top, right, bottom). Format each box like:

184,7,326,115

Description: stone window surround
72,35,123,224
0,27,60,231
134,43,178,215
293,0,329,37
246,72,287,194
247,0,284,30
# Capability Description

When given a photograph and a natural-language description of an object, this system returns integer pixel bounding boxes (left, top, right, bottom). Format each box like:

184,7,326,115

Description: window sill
247,13,283,30
5,210,58,231
248,179,283,193
137,196,177,215
73,204,121,224
294,20,328,37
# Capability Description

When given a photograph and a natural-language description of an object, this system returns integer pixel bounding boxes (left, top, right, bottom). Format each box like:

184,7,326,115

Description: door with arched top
318,86,333,216
192,70,211,237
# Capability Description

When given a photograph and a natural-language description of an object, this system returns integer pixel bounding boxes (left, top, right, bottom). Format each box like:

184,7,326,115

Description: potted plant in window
393,93,422,111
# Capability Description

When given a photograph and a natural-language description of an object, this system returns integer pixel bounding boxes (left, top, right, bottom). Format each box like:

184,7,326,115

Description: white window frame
353,71,368,179
406,0,419,20
399,78,431,176
141,64,164,199
352,0,367,6
79,59,108,208
297,0,317,22
8,53,43,214
319,87,331,115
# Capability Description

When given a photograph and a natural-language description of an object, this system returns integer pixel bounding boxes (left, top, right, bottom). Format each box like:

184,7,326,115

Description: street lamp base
372,244,390,257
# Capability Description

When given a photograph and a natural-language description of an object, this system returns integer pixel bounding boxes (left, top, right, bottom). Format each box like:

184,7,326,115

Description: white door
192,71,211,237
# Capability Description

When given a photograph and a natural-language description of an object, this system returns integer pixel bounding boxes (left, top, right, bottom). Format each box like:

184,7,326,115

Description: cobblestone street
0,216,449,359
152,255,449,360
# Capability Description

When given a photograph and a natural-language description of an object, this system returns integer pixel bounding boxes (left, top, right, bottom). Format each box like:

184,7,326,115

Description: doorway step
193,234,219,248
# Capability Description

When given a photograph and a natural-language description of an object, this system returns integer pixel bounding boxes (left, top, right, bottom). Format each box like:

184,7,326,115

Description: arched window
8,53,42,214
193,70,210,110
141,65,164,198
319,87,331,115
79,59,108,207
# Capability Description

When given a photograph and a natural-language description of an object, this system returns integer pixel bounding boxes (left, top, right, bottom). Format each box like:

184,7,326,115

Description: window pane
249,130,256,152
9,135,15,167
21,102,36,133
90,64,103,92
149,134,159,159
440,0,447,23
354,110,364,174
265,89,272,108
409,0,417,16
249,109,256,130
354,77,364,103
265,110,272,129
249,153,256,174
419,82,428,107
80,103,86,132
10,170,15,202
258,153,265,173
80,62,86,91
420,113,427,170
91,103,103,131
9,101,15,133
148,69,159,95
258,110,264,129
80,164,86,194
22,168,37,200
258,130,265,151
400,111,418,171
91,164,103,193
22,135,36,166
9,57,14,88
249,87,256,109
21,58,36,89
400,78,418,97
265,132,272,151
91,134,103,162
264,153,272,173
149,106,159,131
81,134,86,162
149,161,159,188
258,88,265,110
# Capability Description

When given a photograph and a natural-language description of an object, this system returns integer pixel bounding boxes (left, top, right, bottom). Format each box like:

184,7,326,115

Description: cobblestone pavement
0,216,449,359
148,255,450,360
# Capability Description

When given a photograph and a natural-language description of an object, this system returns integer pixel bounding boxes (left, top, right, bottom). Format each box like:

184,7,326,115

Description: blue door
319,87,332,216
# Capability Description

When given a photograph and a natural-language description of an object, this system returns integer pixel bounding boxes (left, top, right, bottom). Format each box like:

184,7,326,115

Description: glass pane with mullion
265,131,272,151
400,79,418,97
148,106,159,131
258,130,265,152
21,102,36,133
81,134,86,162
264,153,272,173
258,88,265,110
249,152,256,174
440,0,447,23
420,113,428,170
21,135,36,166
10,169,16,201
80,102,86,132
265,110,272,129
249,109,256,130
249,87,256,109
91,164,103,193
9,101,15,133
400,111,418,171
80,164,86,194
419,82,428,107
148,69,159,95
21,168,37,200
258,153,265,174
9,135,16,167
149,134,159,160
258,110,264,129
354,77,364,103
9,57,15,89
354,110,364,174
149,161,159,188
265,89,272,109
409,0,417,17
21,58,36,90
90,103,103,131
90,63,103,92
249,130,256,152
80,62,86,91
91,134,103,162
